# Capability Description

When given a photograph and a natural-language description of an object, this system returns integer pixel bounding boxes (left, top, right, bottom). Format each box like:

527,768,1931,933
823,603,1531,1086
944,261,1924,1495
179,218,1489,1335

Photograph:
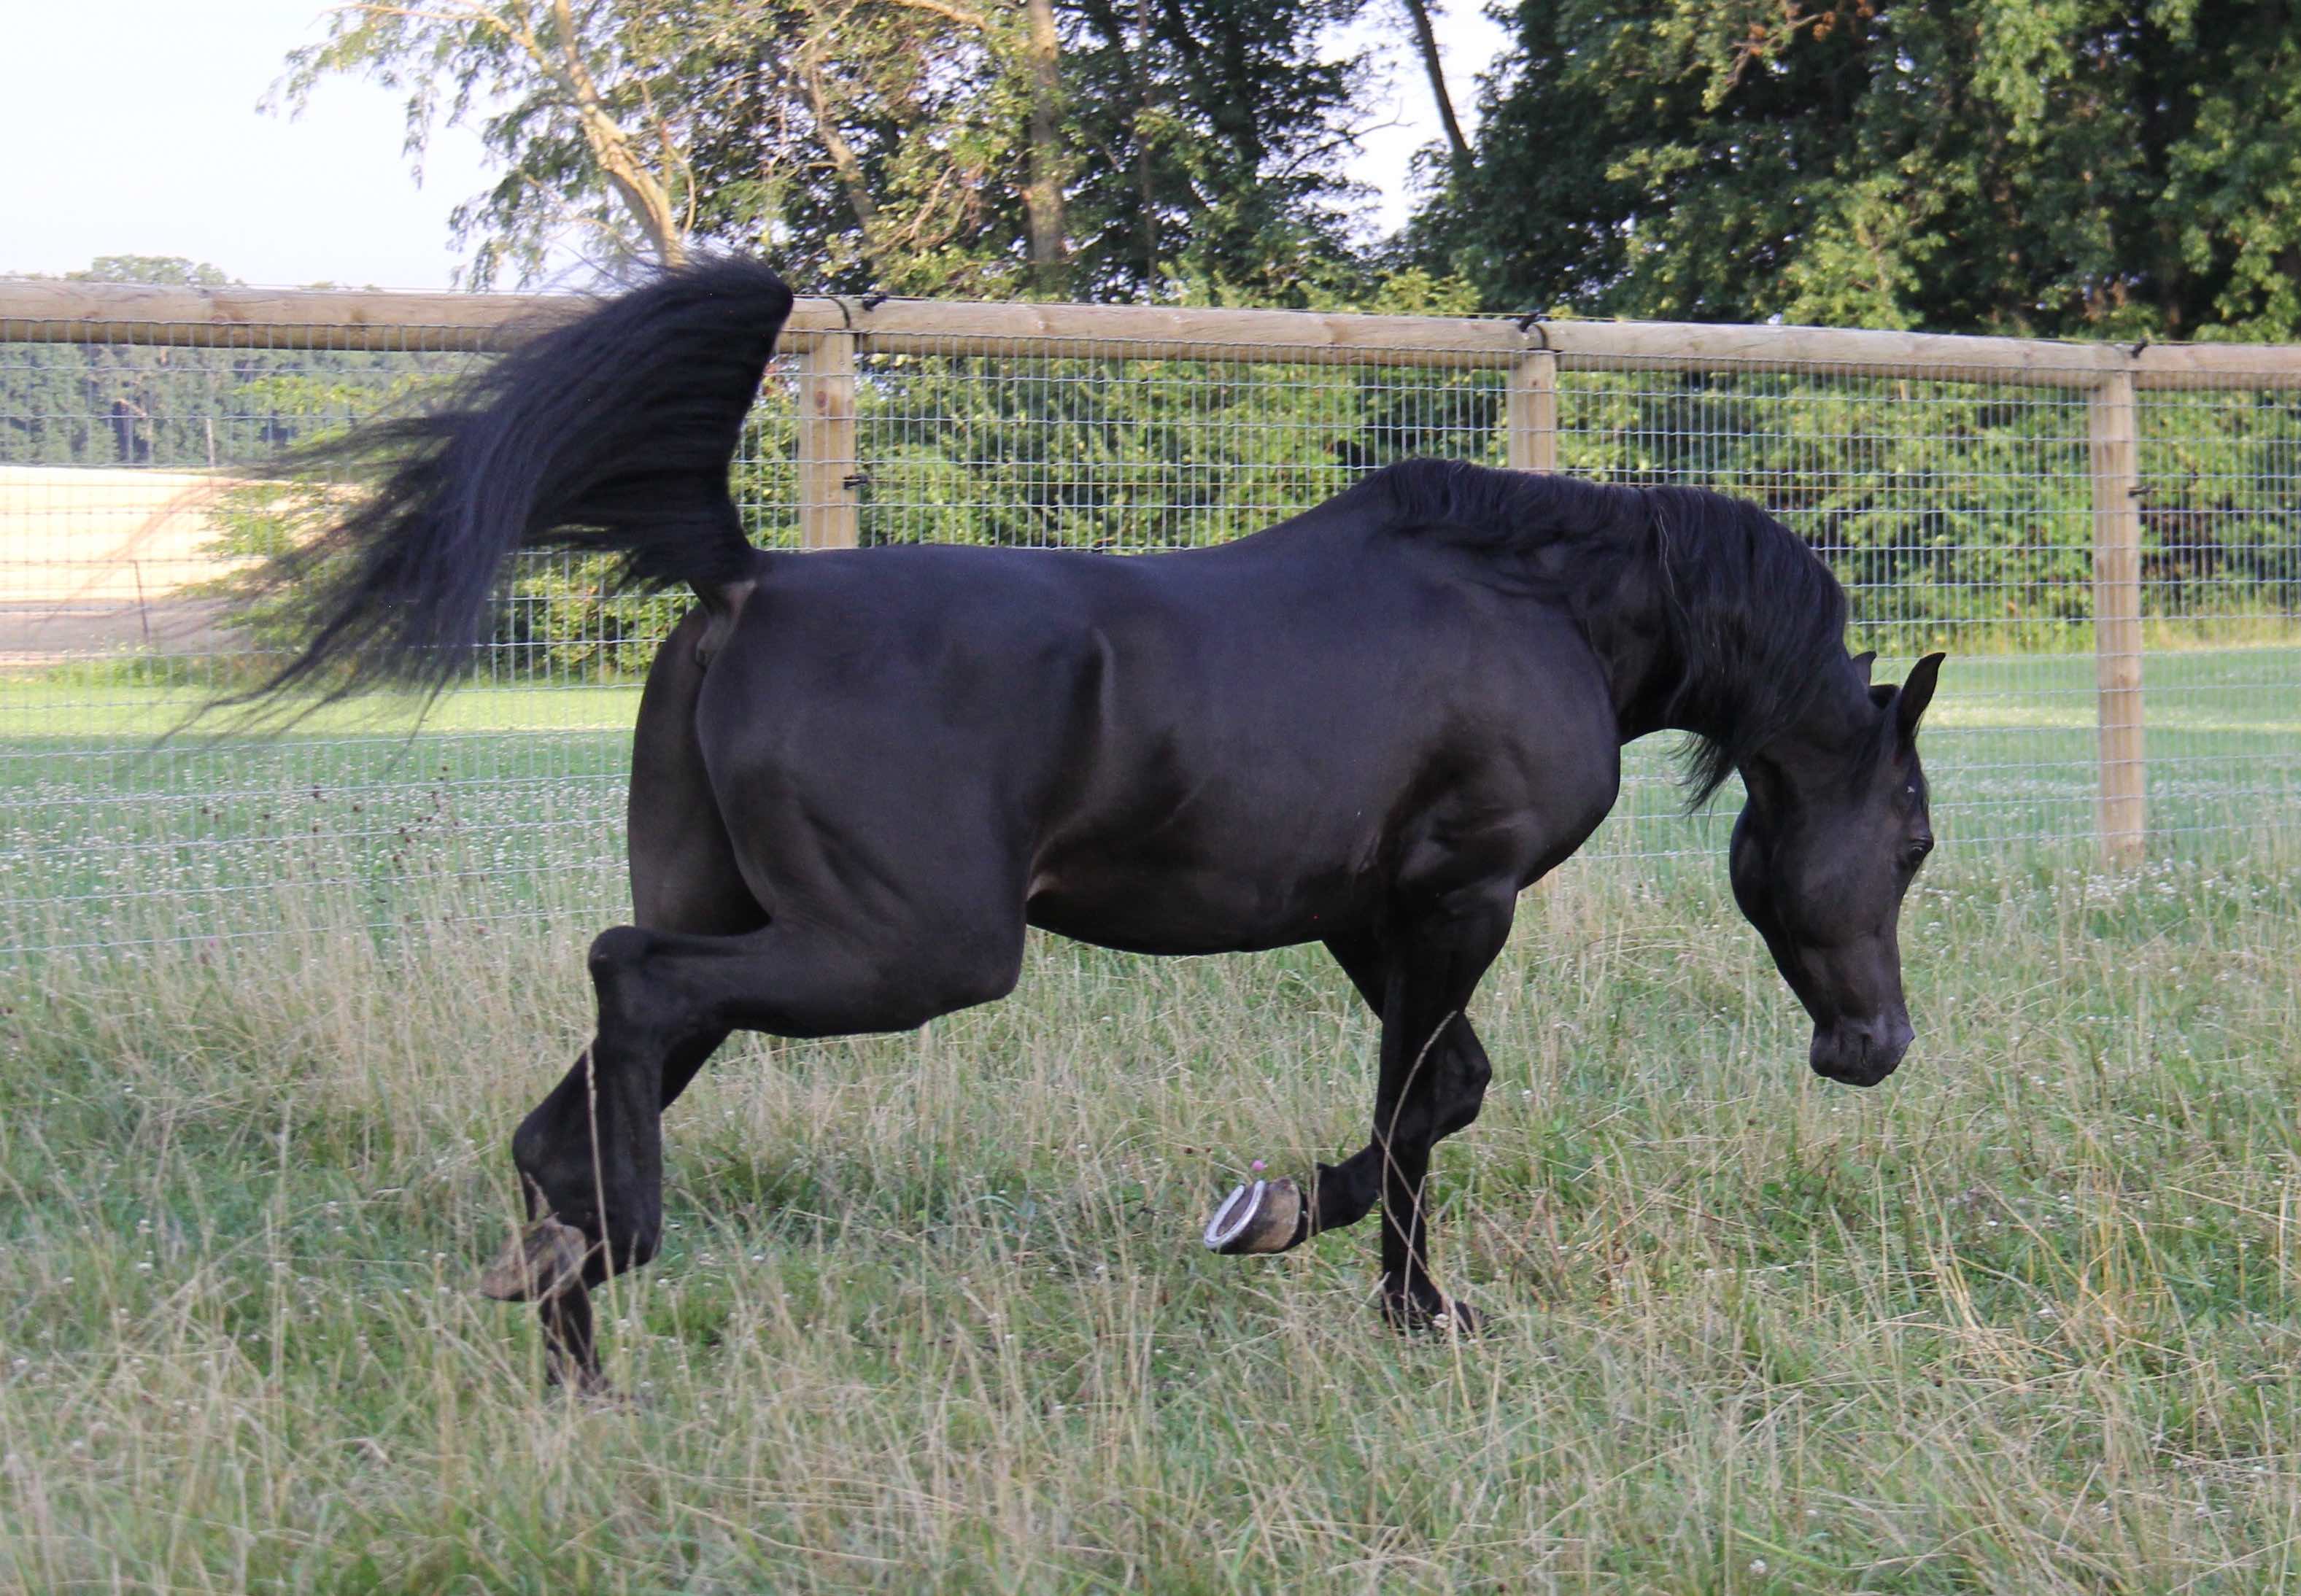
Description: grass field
2,842,2299,1592
1,646,2299,1592
2,645,2297,953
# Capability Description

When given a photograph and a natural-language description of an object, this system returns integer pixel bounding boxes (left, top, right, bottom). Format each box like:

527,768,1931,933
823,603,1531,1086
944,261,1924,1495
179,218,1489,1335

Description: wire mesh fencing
1,290,2295,958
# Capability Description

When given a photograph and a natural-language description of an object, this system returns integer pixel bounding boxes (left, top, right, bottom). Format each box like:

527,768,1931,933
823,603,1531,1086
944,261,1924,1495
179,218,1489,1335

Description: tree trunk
1024,0,1070,295
544,0,689,264
583,106,690,266
1135,0,1156,281
1401,0,1472,179
798,49,883,274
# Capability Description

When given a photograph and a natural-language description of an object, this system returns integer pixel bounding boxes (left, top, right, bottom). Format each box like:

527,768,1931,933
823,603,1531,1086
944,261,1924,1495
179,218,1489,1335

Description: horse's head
1728,652,1944,1087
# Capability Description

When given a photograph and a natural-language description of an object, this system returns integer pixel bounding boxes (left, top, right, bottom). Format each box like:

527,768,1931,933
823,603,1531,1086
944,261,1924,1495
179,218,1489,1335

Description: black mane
1344,459,1852,805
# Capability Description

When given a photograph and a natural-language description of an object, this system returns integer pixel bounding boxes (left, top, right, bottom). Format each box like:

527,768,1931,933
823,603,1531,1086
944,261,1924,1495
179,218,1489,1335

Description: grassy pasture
1,645,2297,951
1,648,2298,1592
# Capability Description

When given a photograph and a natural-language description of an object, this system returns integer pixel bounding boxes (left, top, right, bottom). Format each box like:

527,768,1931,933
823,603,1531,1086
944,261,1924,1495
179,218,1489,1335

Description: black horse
245,260,1941,1391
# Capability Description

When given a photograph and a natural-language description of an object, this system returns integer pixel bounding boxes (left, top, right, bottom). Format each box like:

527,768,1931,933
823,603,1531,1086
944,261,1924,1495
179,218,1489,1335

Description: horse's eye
1903,837,1934,869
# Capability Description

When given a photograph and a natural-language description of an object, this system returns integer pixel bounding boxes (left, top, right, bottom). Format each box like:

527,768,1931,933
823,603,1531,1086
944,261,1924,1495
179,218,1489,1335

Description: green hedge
185,355,2301,679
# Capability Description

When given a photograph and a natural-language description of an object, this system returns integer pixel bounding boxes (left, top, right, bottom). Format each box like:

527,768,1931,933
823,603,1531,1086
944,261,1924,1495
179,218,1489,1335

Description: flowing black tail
234,257,795,705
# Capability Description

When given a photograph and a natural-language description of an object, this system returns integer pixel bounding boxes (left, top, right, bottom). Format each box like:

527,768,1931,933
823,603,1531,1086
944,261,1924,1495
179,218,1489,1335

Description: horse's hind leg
494,908,1024,1390
487,611,1029,1390
486,979,738,1394
508,909,1021,1274
489,943,701,1393
483,611,754,1391
625,608,762,1115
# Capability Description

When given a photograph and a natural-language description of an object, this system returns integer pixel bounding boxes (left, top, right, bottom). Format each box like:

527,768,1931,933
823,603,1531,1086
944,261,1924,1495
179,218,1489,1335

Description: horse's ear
1896,652,1946,740
1851,650,1876,685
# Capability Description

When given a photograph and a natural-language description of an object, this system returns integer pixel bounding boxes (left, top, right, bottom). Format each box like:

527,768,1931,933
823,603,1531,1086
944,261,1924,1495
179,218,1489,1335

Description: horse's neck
1581,570,1865,756
1584,609,1679,746
1577,566,1692,745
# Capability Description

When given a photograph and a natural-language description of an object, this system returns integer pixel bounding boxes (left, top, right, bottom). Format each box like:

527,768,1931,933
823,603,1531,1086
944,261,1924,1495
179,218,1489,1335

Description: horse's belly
1024,859,1369,956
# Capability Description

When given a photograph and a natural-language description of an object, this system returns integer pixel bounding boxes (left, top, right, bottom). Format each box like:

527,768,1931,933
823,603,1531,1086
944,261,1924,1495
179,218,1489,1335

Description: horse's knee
1433,1040,1493,1139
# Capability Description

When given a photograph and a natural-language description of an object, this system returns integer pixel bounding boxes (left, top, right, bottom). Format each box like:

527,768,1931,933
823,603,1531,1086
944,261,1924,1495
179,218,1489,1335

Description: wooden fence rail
10,279,2301,386
12,276,2300,864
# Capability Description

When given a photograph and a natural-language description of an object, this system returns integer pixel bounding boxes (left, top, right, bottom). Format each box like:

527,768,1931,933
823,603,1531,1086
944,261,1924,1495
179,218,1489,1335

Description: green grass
2,645,2297,955
2,841,2300,1592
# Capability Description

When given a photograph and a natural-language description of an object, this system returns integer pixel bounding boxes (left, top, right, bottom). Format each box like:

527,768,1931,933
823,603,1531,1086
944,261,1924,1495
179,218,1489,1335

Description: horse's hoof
546,1365,635,1407
1380,1291,1485,1338
1202,1178,1306,1255
479,1215,589,1302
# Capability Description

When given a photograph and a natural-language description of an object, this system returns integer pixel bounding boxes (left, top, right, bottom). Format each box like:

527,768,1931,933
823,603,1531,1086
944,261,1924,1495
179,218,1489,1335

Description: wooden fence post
2089,368,2146,867
797,330,860,550
1505,349,1559,472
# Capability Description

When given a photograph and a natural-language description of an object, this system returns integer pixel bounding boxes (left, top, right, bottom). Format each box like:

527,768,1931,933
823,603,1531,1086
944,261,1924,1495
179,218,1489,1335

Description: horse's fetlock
510,1101,562,1185
615,1220,662,1273
511,1131,544,1193
1463,1050,1493,1093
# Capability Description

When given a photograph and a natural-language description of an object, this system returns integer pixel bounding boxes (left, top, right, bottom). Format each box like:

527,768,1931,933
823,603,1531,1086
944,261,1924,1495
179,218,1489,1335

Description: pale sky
1,0,1509,292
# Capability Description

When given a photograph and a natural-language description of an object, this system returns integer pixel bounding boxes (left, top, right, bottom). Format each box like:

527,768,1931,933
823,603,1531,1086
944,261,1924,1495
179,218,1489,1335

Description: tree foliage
1416,0,2301,340
273,1,711,288
1053,0,1372,299
276,0,1377,301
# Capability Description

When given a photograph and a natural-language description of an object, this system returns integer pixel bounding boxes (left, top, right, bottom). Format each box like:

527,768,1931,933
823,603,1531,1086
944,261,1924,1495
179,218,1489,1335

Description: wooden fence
11,278,2301,867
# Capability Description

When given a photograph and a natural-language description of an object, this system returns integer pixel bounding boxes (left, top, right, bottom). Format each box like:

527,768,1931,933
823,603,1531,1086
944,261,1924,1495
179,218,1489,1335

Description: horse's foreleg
1206,912,1507,1333
1299,1011,1495,1241
1208,932,1497,1248
1364,907,1509,1330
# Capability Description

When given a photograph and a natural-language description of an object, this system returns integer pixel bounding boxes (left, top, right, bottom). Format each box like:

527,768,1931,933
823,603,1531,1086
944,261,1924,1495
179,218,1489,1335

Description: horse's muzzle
1809,1014,1913,1088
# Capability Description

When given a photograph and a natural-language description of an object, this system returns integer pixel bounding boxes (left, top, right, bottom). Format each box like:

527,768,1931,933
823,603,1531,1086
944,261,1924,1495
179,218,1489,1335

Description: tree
1059,0,1376,300
672,0,1048,295
275,0,1380,301
1397,0,1469,183
274,0,710,286
1415,0,2301,340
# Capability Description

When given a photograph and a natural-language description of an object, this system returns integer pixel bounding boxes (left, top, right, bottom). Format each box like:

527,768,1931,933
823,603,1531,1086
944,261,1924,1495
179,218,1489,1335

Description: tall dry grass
3,842,2298,1592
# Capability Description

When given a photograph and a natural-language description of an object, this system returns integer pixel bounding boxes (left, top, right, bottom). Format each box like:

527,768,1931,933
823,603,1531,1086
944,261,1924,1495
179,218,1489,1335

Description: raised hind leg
482,977,735,1392
482,611,760,1391
1205,901,1509,1331
490,897,1025,1390
487,611,1034,1387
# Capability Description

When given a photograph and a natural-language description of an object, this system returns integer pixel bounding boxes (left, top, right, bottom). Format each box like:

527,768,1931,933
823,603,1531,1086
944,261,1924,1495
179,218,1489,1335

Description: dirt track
0,465,252,661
